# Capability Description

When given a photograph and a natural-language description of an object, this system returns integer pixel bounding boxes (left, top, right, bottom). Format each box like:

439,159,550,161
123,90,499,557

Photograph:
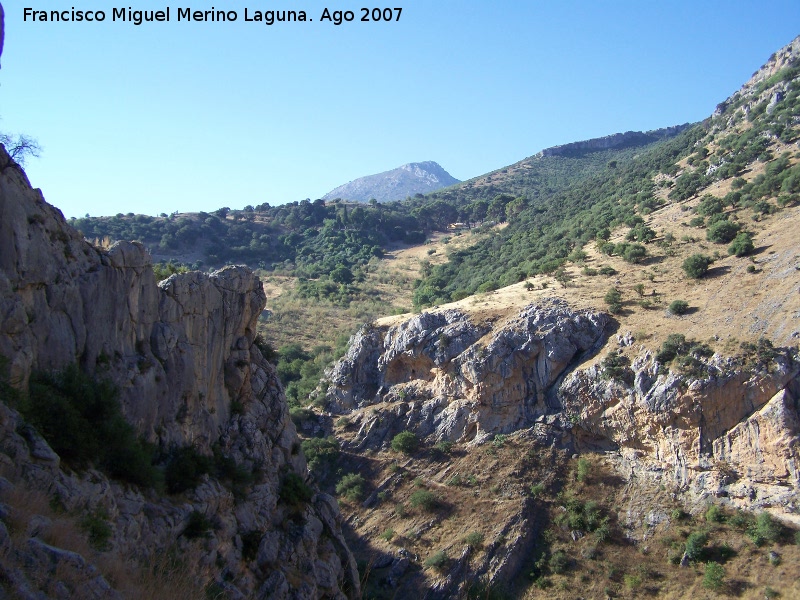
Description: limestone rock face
559,351,800,521
0,148,359,598
325,299,610,449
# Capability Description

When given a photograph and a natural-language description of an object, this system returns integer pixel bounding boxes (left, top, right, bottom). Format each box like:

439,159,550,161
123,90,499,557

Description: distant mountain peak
322,161,460,203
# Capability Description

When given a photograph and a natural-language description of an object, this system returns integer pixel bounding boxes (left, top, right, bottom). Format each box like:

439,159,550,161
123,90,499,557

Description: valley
1,31,800,600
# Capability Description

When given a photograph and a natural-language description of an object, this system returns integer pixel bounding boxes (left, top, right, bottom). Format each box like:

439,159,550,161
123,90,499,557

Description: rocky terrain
538,125,691,158
322,161,459,203
0,148,359,598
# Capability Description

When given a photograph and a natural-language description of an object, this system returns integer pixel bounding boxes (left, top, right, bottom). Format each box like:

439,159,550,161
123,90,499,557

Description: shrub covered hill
42,34,800,599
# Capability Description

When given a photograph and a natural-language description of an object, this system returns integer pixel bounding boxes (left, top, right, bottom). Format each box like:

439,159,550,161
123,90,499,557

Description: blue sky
2,1,799,218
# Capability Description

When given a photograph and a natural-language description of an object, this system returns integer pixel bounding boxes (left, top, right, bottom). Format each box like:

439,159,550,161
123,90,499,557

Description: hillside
309,36,800,599
322,161,461,203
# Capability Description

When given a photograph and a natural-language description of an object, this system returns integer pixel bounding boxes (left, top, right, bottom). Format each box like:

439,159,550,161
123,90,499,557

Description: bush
548,550,569,574
424,550,449,570
529,483,545,498
703,562,725,590
21,365,158,488
604,287,623,314
749,512,781,546
682,254,713,279
335,473,365,502
728,231,754,256
576,458,592,482
409,489,438,511
684,531,708,561
601,351,632,383
391,431,420,454
706,219,740,243
183,511,213,539
705,504,724,523
301,436,339,474
463,531,484,548
279,472,313,508
668,300,689,315
80,509,112,551
165,446,213,494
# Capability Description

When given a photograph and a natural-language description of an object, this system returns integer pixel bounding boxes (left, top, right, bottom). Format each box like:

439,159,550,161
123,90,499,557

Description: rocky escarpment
325,299,610,449
538,125,690,158
0,148,359,598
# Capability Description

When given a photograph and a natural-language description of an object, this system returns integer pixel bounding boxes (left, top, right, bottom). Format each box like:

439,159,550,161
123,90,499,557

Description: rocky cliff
322,161,460,203
0,148,359,598
538,125,691,158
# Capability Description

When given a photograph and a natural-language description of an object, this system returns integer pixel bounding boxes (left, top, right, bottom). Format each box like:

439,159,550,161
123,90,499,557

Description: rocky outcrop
325,299,610,449
560,349,800,522
538,125,691,158
0,147,359,598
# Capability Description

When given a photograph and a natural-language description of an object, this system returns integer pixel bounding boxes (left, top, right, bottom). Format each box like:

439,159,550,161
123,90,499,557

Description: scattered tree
682,254,713,279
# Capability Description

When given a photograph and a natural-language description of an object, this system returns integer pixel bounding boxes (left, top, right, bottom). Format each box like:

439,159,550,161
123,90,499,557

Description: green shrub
424,550,449,570
391,431,419,454
21,365,158,488
409,489,438,511
706,219,740,243
600,351,632,383
576,458,592,483
335,473,365,502
705,504,724,523
165,446,213,494
703,562,725,590
548,550,569,574
529,483,545,498
728,231,755,256
434,440,453,454
463,531,484,548
301,436,339,474
668,300,689,315
624,574,642,589
183,511,213,539
684,531,708,561
604,287,623,314
80,509,112,551
749,512,781,546
279,472,313,508
682,254,713,278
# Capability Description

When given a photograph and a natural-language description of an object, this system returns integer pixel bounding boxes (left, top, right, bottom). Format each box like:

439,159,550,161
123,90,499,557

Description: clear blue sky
2,1,798,218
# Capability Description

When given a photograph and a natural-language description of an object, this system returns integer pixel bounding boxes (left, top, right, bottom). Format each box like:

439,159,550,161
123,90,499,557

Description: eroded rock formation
325,299,610,448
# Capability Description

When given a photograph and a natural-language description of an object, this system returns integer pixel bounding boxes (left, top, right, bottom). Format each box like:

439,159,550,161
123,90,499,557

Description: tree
728,232,754,257
706,219,740,243
668,300,689,315
330,264,354,284
0,133,41,170
391,431,419,454
682,254,713,279
604,288,622,314
554,267,572,288
703,562,725,590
